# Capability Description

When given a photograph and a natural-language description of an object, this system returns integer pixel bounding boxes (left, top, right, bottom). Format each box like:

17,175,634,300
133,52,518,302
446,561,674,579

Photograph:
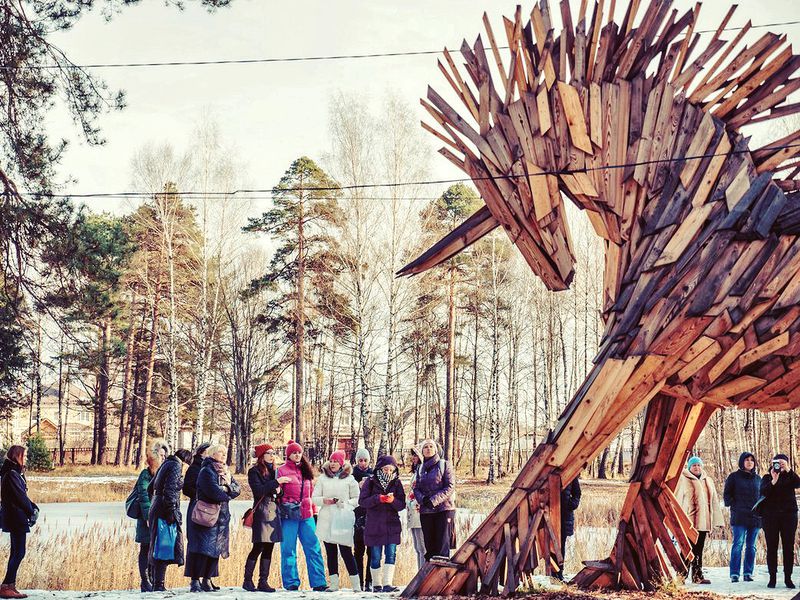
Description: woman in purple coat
412,439,455,561
358,455,405,593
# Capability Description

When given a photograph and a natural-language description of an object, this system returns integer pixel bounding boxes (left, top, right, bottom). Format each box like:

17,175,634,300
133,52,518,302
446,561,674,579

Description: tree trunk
295,186,306,443
96,319,112,465
115,306,137,465
138,285,161,467
444,265,456,462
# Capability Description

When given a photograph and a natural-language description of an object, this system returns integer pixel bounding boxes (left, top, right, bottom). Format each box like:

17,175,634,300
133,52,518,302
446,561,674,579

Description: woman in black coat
0,446,36,600
556,477,581,581
723,452,761,583
148,447,192,592
759,453,800,589
187,445,240,592
183,443,212,590
243,444,286,592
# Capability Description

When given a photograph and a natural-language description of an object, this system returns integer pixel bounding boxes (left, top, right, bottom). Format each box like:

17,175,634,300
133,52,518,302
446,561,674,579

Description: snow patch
684,566,798,599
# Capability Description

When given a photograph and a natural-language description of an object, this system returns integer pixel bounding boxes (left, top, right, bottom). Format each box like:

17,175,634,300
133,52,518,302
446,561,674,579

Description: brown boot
0,584,28,599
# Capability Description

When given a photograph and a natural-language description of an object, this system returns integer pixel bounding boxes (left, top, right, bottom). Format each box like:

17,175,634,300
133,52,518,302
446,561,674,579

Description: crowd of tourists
0,440,797,596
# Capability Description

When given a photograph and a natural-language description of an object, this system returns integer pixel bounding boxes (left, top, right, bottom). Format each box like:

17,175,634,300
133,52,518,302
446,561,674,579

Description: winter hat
330,450,346,465
773,453,790,463
355,448,371,462
285,440,303,458
687,456,703,469
375,454,398,471
254,444,273,459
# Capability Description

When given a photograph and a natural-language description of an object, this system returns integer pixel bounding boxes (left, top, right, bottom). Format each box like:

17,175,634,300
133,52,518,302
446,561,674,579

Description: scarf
376,468,397,492
210,457,229,478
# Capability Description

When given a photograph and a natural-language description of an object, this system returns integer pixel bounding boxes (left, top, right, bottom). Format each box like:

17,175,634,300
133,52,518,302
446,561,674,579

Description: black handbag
279,478,305,521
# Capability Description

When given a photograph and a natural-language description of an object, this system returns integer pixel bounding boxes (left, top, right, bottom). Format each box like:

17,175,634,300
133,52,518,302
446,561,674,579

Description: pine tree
244,157,343,443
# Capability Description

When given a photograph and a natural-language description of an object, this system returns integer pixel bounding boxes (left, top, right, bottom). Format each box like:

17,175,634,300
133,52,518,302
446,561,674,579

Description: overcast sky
43,0,800,216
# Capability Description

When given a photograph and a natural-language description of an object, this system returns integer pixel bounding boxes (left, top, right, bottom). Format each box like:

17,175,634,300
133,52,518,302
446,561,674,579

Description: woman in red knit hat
312,450,361,591
276,442,327,591
243,444,289,592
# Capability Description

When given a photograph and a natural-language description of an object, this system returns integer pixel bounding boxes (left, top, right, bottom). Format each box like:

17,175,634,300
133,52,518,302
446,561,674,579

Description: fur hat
285,440,303,458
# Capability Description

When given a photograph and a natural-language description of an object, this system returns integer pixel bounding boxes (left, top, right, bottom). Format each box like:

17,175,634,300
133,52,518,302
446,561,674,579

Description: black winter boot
200,579,218,592
257,559,276,593
768,573,777,588
190,580,202,593
243,558,257,592
138,551,153,592
152,563,167,592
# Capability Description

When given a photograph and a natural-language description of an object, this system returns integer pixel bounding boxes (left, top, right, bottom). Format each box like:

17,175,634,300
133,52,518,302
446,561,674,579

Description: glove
28,506,40,527
379,494,392,504
423,497,434,509
409,491,415,501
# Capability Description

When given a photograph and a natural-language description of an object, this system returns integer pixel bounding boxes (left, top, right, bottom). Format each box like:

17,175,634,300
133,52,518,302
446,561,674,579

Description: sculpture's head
399,0,800,314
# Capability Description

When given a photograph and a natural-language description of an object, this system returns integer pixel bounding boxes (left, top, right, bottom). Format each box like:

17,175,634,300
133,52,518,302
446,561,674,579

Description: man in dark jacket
724,452,760,583
352,448,373,591
556,477,581,581
0,446,36,600
759,453,800,589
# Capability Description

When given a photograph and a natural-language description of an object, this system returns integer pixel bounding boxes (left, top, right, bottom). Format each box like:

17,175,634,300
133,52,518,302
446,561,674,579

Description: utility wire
21,142,800,200
3,19,800,70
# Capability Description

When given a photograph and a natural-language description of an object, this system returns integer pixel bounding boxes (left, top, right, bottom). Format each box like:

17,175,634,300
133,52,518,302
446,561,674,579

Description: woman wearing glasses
244,444,289,592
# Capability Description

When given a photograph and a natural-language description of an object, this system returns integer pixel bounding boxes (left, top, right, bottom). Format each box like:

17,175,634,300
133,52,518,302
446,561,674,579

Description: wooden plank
739,332,790,369
557,82,594,154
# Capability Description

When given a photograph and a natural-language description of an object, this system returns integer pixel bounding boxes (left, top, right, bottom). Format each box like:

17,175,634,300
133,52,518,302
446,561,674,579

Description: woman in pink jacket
276,441,327,591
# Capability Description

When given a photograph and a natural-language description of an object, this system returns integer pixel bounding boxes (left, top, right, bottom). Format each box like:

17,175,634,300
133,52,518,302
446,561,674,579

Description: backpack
125,484,140,519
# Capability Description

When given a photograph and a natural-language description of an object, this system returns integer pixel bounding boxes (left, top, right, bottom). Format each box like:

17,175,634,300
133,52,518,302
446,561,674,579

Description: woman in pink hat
312,450,361,591
276,441,327,591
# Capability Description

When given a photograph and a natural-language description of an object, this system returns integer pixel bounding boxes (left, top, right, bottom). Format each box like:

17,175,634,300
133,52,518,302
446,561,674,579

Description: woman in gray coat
243,444,288,592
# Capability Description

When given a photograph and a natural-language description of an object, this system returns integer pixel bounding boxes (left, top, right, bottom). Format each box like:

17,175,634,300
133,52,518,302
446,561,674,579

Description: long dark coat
723,453,762,528
358,456,405,547
135,468,154,544
0,458,34,534
148,455,185,565
248,464,282,543
560,478,581,537
188,457,241,559
182,454,203,553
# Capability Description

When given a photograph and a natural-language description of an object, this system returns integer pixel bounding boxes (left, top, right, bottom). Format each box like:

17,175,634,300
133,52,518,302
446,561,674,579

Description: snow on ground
684,567,798,599
12,569,798,600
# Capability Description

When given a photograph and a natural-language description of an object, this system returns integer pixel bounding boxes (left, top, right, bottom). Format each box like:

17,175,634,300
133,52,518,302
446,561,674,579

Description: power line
21,142,800,201
4,19,800,70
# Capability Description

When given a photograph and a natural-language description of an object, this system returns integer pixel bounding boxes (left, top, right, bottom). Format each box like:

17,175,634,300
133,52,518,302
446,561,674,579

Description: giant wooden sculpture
399,0,800,594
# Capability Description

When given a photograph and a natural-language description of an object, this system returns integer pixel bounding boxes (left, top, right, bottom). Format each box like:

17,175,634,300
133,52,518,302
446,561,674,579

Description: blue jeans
369,544,397,569
730,525,759,578
280,517,326,589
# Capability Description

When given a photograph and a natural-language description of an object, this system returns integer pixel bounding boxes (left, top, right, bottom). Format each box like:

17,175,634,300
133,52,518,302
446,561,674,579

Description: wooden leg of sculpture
573,395,717,590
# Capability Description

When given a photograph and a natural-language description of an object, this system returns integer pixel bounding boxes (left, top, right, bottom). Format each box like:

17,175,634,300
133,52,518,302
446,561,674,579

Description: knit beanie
254,444,273,459
285,440,303,458
773,453,790,462
355,448,370,462
330,450,346,465
687,456,703,469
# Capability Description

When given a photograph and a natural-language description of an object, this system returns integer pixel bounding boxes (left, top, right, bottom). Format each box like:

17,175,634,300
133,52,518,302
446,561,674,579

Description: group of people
676,452,800,589
3,439,798,596
129,437,456,594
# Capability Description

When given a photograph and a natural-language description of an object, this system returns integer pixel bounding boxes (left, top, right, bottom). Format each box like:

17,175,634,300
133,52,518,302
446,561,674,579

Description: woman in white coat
312,450,361,591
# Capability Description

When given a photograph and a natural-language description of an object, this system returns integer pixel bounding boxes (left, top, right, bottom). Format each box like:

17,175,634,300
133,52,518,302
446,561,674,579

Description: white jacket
312,462,360,546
